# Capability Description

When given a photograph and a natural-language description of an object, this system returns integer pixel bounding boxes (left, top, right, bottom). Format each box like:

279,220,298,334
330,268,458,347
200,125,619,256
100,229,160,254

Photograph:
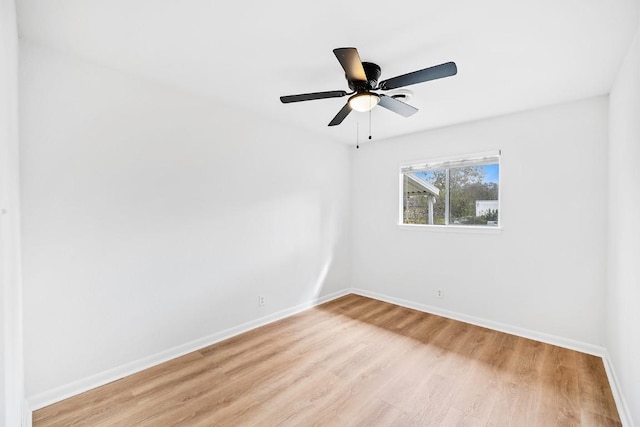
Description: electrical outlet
436,289,443,299
258,295,265,307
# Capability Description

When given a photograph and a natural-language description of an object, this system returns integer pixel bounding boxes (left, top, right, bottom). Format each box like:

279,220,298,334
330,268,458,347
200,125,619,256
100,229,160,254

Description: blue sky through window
483,164,499,183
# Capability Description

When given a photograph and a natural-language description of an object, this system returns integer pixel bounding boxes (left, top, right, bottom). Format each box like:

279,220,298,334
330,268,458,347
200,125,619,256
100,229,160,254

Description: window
400,152,500,227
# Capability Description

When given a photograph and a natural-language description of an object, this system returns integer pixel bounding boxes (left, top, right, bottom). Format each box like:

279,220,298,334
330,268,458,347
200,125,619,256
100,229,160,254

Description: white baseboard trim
28,288,632,426
350,288,606,357
27,289,351,412
352,289,632,426
602,351,634,427
23,399,32,427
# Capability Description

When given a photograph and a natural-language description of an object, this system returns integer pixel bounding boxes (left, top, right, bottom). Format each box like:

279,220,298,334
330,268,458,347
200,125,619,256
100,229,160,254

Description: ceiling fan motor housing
348,62,381,91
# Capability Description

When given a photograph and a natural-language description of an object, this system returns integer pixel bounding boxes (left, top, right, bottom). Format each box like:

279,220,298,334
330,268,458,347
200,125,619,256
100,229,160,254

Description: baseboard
350,288,606,357
353,289,634,424
27,289,351,412
352,290,632,426
28,288,630,425
23,399,32,427
602,351,634,427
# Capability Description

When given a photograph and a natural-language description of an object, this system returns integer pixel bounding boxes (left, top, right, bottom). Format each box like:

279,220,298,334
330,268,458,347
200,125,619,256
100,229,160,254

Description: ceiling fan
280,47,457,126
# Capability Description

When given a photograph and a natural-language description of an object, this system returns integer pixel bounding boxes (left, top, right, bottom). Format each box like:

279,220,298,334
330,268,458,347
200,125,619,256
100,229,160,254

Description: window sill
397,224,503,234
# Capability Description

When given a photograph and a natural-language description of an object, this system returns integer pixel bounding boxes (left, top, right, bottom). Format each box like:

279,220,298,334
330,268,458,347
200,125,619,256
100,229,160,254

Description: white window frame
398,150,502,234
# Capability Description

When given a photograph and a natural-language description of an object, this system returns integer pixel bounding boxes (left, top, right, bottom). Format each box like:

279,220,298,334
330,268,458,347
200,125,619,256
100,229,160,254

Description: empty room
1,0,640,426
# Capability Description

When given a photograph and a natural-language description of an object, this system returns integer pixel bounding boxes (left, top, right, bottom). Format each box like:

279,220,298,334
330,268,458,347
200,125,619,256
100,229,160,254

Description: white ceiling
16,0,639,144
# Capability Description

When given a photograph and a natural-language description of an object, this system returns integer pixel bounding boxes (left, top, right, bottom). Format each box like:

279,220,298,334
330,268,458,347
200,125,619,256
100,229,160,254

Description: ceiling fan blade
378,94,418,117
333,48,367,82
328,103,352,126
379,62,457,90
280,90,348,103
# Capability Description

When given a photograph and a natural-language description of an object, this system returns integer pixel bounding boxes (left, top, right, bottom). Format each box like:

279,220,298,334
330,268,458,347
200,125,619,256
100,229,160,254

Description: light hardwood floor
33,294,621,426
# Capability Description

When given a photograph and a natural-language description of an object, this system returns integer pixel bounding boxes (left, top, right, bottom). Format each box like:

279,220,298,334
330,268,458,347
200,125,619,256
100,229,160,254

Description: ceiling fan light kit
280,47,457,127
348,92,380,112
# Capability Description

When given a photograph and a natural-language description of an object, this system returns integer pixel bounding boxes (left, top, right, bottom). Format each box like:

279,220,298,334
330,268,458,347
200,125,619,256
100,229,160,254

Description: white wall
19,43,351,402
607,24,640,426
351,97,608,347
0,0,25,425
19,31,636,424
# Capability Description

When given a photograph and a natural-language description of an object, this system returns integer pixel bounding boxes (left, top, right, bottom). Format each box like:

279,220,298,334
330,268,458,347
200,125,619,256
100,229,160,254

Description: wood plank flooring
33,294,621,426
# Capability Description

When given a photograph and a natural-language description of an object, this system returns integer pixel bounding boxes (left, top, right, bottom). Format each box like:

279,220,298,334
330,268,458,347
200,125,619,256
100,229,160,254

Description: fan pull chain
369,105,372,140
356,122,359,149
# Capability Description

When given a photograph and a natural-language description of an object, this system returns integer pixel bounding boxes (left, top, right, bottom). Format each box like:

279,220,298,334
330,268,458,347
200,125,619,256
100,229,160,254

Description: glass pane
449,164,499,226
402,170,446,225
